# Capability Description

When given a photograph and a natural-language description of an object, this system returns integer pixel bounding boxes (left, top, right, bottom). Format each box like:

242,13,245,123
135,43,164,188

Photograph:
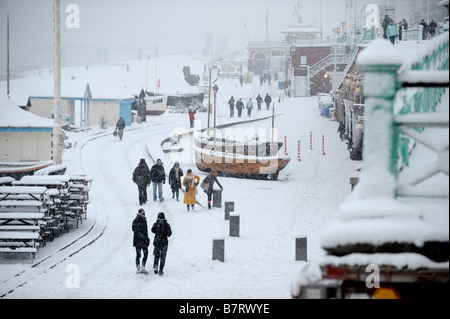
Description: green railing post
356,40,403,199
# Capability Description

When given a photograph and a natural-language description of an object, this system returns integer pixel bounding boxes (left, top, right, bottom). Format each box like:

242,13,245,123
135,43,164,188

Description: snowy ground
0,56,362,298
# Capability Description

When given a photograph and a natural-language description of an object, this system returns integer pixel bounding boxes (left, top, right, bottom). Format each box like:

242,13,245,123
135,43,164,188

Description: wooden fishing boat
145,95,167,115
194,144,290,180
0,161,55,180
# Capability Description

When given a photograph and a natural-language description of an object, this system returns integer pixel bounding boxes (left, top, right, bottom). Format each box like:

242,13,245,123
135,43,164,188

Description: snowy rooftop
0,99,53,128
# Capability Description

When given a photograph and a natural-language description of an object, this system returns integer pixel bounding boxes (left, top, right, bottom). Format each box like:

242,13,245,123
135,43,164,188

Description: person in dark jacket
236,98,244,117
151,159,166,202
201,169,223,210
115,117,126,141
132,208,150,273
168,161,183,201
256,94,263,110
151,212,172,276
132,158,152,205
264,93,272,110
228,96,235,118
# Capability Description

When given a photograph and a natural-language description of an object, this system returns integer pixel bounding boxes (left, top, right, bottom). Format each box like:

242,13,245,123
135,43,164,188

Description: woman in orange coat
183,169,200,211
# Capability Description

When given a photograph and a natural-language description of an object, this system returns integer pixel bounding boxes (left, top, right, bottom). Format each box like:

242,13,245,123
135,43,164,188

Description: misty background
0,0,446,75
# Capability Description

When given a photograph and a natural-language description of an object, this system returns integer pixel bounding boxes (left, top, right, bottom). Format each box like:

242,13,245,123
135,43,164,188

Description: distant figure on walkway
183,169,200,212
151,212,172,276
132,158,152,205
201,169,223,210
151,159,166,202
429,19,438,38
115,117,126,141
132,208,150,274
246,98,254,117
256,94,263,110
386,21,398,45
228,96,235,118
420,19,429,40
239,75,244,87
382,14,393,39
236,98,244,117
188,108,196,128
264,93,272,110
168,161,183,201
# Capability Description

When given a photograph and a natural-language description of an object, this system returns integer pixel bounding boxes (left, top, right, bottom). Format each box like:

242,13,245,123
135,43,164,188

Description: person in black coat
151,159,166,202
264,93,272,110
201,169,223,210
115,117,126,141
168,161,183,201
236,98,244,117
151,212,172,276
132,208,150,273
132,158,152,205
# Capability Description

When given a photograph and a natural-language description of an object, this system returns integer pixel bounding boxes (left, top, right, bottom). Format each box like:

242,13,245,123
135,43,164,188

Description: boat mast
271,107,275,144
6,14,10,98
53,0,62,165
207,67,212,135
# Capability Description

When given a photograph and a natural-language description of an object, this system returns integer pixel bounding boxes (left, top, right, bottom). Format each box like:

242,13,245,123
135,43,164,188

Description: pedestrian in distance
188,108,196,129
151,212,172,276
200,169,223,210
115,117,126,141
256,94,263,110
382,14,393,39
151,159,166,202
132,158,152,205
264,93,272,110
386,21,398,45
228,96,235,118
420,19,429,40
132,208,150,274
236,98,244,117
429,19,438,38
168,161,183,201
239,74,244,87
246,98,254,117
183,169,200,212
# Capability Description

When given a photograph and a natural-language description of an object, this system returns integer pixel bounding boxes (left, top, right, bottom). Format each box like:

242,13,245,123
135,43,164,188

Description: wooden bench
0,231,40,261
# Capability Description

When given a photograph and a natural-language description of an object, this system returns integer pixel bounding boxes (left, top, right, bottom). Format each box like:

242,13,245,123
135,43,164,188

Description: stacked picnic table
0,174,92,261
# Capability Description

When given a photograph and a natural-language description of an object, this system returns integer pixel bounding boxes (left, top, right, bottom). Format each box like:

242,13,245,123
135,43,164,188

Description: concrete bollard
229,213,240,237
295,237,307,261
212,238,225,262
224,201,234,220
213,189,222,208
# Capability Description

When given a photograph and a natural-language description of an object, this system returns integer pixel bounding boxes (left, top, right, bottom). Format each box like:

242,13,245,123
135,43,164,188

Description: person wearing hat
168,161,183,201
132,208,150,274
150,158,166,202
132,158,152,205
151,212,172,276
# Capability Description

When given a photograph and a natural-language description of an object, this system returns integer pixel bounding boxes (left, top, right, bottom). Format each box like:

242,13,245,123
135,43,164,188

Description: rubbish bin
278,81,285,89
323,102,334,117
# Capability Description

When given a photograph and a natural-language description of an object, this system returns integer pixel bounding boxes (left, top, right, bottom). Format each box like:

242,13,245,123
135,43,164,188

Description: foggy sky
0,0,436,73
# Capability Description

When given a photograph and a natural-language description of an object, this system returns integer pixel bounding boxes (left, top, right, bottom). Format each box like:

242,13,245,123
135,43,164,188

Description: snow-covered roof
0,99,53,128
281,23,320,34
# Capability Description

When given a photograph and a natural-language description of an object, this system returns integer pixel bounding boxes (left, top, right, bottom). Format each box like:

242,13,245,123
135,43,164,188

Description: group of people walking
227,93,272,118
382,14,440,45
131,159,224,275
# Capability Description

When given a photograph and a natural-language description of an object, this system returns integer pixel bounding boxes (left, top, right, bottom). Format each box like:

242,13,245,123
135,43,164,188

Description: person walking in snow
188,108,196,128
228,96,235,118
239,74,244,87
151,212,172,276
256,94,263,110
236,98,244,117
420,19,429,40
168,161,183,201
429,19,438,38
151,158,166,202
246,98,254,117
132,158,152,205
386,21,398,45
115,117,126,141
132,208,150,274
201,169,223,210
264,93,272,110
183,169,200,212
382,14,393,39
